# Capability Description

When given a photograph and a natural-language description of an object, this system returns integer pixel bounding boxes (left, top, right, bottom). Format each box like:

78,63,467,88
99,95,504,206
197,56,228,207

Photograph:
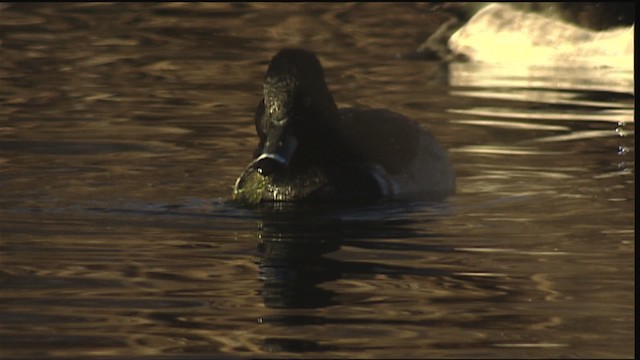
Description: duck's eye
303,96,312,107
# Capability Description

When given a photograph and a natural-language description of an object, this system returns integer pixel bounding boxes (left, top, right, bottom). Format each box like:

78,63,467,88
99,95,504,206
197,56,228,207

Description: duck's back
338,108,455,199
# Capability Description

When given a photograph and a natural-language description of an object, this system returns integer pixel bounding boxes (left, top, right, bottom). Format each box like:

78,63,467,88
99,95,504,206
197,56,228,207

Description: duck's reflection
255,204,346,309
251,202,558,354
253,204,370,353
254,202,450,310
258,233,342,309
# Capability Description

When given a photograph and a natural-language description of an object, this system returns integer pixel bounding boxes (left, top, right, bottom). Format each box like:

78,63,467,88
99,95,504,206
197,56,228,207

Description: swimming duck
233,48,455,205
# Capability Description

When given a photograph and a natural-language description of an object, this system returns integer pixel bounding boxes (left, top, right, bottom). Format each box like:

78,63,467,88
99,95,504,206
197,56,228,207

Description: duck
233,48,455,205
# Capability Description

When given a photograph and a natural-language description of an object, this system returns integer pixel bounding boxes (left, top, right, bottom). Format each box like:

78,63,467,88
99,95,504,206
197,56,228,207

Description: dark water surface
0,3,634,359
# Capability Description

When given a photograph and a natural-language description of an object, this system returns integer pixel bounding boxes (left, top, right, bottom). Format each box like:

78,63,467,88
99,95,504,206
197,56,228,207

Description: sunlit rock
448,3,634,71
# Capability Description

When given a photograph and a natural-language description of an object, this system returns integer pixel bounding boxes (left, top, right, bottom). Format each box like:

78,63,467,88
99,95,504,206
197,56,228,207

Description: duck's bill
254,127,298,176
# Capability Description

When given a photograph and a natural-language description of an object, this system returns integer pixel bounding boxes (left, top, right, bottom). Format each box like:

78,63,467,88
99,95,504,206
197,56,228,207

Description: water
0,3,634,358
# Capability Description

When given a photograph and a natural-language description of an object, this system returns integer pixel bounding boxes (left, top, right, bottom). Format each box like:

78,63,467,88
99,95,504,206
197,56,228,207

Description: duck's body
233,49,455,205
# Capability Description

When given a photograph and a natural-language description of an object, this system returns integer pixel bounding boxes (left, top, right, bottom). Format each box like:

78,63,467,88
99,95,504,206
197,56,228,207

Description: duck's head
253,48,340,176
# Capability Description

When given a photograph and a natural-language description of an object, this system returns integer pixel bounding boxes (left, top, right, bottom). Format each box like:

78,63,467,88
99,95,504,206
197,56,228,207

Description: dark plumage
233,49,455,204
